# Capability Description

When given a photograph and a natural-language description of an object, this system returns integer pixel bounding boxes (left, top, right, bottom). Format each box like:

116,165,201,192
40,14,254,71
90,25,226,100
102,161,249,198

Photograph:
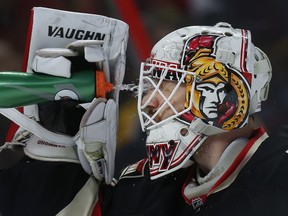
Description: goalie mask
137,22,272,179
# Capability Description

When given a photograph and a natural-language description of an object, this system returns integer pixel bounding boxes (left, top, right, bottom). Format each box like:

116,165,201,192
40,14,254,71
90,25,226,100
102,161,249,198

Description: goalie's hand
74,98,117,184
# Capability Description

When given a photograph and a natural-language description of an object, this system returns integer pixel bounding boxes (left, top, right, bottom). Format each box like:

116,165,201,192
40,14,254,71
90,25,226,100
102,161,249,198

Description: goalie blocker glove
74,98,117,184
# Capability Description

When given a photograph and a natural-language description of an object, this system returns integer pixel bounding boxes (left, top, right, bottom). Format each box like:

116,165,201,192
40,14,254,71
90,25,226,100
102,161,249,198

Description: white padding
84,46,105,62
35,48,78,57
56,177,99,216
67,40,103,50
67,40,105,62
24,135,79,163
74,98,117,184
191,118,226,136
0,108,75,146
32,55,72,78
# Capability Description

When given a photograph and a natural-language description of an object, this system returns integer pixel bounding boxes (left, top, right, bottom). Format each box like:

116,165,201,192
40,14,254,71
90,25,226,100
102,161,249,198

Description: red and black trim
182,127,267,207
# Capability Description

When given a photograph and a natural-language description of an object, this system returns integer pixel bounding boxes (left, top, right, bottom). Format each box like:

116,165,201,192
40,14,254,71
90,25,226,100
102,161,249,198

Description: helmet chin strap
0,108,75,146
146,118,208,180
189,118,227,136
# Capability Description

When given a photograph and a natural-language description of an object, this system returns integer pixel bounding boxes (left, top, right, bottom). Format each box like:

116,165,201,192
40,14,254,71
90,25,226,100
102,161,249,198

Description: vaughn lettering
48,26,106,40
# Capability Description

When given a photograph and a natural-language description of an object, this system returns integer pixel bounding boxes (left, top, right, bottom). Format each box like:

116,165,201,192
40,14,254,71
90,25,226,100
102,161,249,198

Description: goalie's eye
141,79,155,97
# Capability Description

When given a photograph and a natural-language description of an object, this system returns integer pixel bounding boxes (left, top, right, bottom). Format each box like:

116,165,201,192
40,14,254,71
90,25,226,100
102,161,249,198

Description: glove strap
0,108,75,146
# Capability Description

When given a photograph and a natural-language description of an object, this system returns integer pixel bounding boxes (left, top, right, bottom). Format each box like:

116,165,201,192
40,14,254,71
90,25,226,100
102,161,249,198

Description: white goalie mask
137,22,272,179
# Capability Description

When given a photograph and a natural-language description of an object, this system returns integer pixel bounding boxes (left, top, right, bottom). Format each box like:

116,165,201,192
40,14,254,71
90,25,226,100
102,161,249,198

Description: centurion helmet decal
181,34,250,130
137,22,272,179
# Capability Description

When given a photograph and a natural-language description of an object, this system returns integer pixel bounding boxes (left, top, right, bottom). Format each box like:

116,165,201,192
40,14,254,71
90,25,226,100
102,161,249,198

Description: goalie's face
137,62,196,131
137,62,201,179
141,79,186,124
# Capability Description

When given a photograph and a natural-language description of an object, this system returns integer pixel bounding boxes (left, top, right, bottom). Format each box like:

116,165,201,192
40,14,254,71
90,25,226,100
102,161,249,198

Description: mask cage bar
137,62,196,131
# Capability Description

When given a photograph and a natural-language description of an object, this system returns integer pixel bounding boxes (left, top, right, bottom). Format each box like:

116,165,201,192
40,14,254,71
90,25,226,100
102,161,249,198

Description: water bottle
0,70,113,108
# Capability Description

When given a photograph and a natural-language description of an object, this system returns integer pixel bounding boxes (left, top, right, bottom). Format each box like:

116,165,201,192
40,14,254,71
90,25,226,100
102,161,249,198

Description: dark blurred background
0,0,287,174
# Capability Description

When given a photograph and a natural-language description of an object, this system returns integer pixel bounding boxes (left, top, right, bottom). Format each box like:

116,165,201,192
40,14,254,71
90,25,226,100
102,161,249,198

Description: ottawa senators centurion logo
182,35,250,130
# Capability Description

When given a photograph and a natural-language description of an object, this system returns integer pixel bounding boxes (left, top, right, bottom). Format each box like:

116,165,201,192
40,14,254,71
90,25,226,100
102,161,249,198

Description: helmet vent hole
224,32,233,37
187,50,196,57
168,140,176,146
254,54,260,61
224,83,233,93
180,34,186,38
180,128,189,136
201,30,210,35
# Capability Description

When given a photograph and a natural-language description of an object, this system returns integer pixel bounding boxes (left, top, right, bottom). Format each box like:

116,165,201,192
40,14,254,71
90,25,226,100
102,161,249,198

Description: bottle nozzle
95,70,114,98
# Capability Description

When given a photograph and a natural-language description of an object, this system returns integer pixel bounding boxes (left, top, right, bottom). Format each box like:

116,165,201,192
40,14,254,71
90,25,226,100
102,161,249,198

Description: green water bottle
0,70,113,108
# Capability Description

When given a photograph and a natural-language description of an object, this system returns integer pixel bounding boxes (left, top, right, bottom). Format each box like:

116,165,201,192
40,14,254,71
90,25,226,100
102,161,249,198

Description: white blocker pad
1,8,129,181
17,6,129,139
32,55,72,78
32,47,78,78
67,40,105,63
21,7,129,133
74,98,117,184
23,7,129,104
